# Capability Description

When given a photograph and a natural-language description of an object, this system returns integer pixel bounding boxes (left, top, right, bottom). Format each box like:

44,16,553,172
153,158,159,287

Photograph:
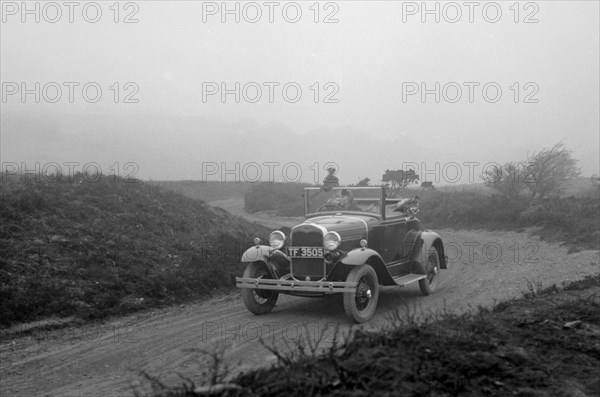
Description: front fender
415,231,447,269
341,248,383,266
241,245,271,263
241,246,290,278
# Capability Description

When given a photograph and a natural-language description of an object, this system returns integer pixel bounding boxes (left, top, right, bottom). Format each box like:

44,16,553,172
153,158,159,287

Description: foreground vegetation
146,275,600,396
0,174,268,327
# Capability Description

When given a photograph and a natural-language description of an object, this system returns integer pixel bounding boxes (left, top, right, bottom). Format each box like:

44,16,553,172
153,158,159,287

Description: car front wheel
419,248,440,295
343,264,379,323
241,262,279,315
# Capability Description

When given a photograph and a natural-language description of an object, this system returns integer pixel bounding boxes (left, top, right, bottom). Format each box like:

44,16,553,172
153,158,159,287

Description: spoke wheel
241,262,279,315
343,265,379,323
419,248,440,295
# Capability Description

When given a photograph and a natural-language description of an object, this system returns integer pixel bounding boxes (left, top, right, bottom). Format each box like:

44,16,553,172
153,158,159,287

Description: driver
339,189,354,209
327,189,355,210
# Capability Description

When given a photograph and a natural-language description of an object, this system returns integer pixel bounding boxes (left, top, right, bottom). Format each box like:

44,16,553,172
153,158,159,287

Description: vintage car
236,186,447,323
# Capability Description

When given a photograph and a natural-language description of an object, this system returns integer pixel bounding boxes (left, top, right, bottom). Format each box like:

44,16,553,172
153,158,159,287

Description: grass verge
0,174,268,328
145,275,600,396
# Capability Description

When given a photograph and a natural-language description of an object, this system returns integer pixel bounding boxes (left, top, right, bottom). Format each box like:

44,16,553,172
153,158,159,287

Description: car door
379,214,410,277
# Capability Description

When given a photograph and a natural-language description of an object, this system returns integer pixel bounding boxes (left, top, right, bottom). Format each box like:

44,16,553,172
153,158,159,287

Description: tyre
343,264,379,323
419,248,440,295
241,262,279,315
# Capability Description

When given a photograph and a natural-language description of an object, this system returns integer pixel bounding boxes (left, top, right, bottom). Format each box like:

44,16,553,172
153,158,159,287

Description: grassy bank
0,175,268,327
151,180,251,203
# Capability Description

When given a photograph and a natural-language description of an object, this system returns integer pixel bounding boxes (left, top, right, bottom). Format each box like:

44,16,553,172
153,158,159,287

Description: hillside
0,174,268,327
150,181,251,203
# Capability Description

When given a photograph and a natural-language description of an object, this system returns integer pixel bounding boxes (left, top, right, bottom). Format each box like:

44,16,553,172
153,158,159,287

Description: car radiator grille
290,227,324,280
291,230,322,247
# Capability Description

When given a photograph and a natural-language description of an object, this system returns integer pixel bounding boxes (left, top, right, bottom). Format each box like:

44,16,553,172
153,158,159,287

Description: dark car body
236,186,447,322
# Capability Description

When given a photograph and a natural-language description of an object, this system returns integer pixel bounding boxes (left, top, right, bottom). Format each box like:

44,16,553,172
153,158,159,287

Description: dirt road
1,211,599,396
209,198,303,229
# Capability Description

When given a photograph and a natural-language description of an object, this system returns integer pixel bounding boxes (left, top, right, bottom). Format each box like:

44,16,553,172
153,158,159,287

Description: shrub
418,190,527,229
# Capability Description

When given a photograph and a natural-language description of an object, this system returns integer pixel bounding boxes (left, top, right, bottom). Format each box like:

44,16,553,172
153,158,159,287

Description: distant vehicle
420,181,435,191
236,185,447,323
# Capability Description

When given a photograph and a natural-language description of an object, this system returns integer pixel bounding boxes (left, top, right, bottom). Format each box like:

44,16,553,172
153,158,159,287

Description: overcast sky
1,1,598,184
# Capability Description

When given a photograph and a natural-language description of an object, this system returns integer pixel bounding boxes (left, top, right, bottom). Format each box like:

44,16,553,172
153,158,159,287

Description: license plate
288,247,324,258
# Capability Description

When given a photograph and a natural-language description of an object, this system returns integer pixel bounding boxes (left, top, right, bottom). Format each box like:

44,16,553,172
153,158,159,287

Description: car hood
302,214,377,240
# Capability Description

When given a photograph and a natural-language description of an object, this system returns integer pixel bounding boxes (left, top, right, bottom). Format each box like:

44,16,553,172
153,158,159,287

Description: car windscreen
305,187,383,215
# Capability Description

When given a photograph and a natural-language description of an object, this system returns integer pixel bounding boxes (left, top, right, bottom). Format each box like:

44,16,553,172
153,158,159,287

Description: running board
393,274,426,286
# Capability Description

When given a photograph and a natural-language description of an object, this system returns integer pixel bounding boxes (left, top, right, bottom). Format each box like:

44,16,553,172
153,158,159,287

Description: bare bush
483,161,526,202
484,143,580,201
523,143,580,199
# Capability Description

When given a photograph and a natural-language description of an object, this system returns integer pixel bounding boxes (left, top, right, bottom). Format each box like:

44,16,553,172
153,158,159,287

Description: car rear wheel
343,264,379,323
419,248,440,295
241,262,279,315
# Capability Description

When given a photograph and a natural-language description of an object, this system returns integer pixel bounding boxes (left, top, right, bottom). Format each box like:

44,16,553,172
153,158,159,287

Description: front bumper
236,277,357,293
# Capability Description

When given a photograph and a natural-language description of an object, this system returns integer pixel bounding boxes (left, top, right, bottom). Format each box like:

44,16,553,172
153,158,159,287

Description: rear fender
413,231,447,270
340,248,395,285
399,230,421,259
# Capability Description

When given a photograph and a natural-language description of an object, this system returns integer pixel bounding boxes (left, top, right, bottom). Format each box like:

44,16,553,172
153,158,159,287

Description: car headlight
269,231,286,249
323,231,341,251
